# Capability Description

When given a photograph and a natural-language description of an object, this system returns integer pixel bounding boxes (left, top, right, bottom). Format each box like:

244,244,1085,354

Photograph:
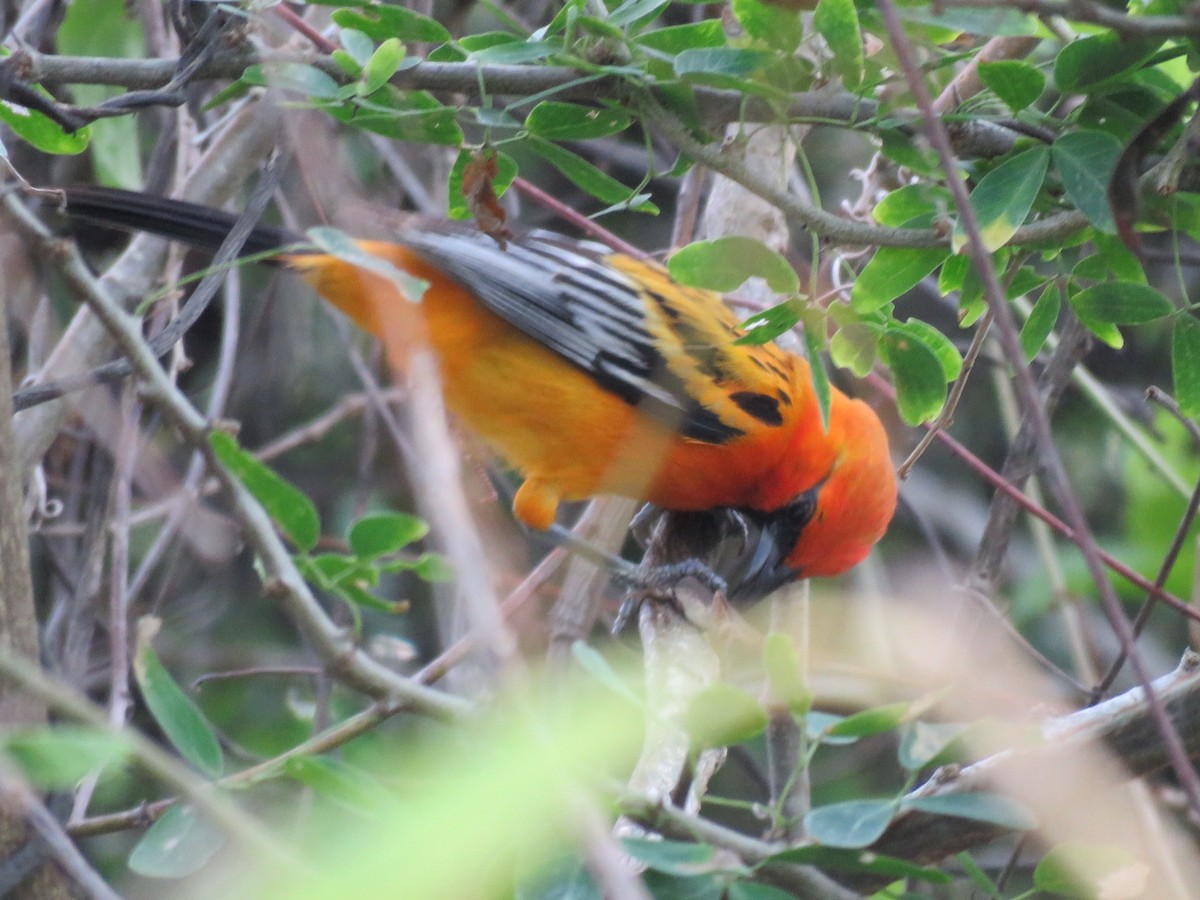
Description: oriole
63,187,897,598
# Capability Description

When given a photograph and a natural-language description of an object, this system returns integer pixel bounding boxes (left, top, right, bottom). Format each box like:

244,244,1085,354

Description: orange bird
63,187,897,599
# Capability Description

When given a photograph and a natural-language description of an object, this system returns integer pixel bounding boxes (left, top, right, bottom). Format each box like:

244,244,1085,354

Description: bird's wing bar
402,227,748,444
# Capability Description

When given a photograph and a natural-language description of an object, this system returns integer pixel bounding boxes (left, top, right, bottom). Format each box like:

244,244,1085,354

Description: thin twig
512,177,645,257
1093,388,1200,693
68,544,554,839
0,772,122,900
936,0,1200,37
865,653,1200,873
4,190,470,717
0,648,293,866
877,0,1200,818
870,372,1200,624
898,307,994,478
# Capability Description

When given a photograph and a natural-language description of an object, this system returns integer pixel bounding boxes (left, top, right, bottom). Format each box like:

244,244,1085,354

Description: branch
69,547,556,839
615,789,860,900
868,653,1200,865
13,96,284,470
0,648,291,867
877,0,1200,817
936,0,1200,38
17,47,1030,156
3,191,470,718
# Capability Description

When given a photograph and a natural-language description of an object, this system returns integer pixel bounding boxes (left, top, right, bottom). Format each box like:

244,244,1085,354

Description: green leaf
58,0,144,187
893,319,962,381
571,642,643,706
1093,233,1145,283
253,62,342,99
938,254,970,295
829,322,879,377
813,0,864,86
803,321,833,428
727,882,796,900
978,60,1045,112
523,137,658,213
733,0,803,53
299,554,407,613
607,0,672,28
766,846,951,884
957,851,1004,899
331,6,452,43
682,683,769,749
128,805,225,878
525,102,632,140
283,756,381,807
953,146,1049,253
1054,34,1162,93
447,148,518,221
2,726,129,788
410,552,454,582
736,300,803,345
669,237,799,294
134,621,224,778
635,21,725,54
899,5,1037,38
620,838,715,875
872,184,948,228
763,632,810,712
805,799,896,848
339,28,376,67
349,512,429,559
641,873,726,900
1020,283,1061,361
1173,316,1200,420
1052,131,1123,233
209,431,321,552
673,48,774,80
0,101,89,155
327,87,462,145
898,721,968,770
1034,841,1147,899
303,552,375,590
826,701,910,738
851,246,949,313
1069,282,1173,325
518,855,601,900
805,710,858,745
471,40,558,64
880,327,948,424
903,792,1037,830
361,38,406,95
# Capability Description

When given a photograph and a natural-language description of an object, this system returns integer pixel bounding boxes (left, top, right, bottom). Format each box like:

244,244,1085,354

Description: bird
62,186,897,600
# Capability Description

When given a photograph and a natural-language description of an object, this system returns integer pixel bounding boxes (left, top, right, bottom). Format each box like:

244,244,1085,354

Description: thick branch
3,192,470,718
936,0,1200,38
18,48,1028,154
869,654,1200,865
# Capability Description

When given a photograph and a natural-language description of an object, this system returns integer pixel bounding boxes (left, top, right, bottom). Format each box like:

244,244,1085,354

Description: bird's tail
62,186,305,257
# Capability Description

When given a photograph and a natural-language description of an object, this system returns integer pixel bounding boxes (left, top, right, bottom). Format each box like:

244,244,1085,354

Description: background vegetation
1,0,1200,896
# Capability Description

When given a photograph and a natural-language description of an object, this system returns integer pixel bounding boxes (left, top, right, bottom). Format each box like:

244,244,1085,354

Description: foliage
4,0,1200,896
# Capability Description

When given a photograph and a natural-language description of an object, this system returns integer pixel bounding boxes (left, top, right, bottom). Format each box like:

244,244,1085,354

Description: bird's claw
610,559,730,633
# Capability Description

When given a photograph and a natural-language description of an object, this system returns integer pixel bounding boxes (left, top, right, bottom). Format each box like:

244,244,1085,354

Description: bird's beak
710,510,798,602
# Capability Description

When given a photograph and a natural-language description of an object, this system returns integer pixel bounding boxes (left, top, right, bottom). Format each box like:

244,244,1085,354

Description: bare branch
869,654,1200,866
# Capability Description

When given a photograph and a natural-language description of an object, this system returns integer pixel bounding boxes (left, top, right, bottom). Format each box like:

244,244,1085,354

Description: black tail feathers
62,186,305,258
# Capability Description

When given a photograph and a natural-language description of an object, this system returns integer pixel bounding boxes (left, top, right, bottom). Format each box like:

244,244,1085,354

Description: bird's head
719,391,897,600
